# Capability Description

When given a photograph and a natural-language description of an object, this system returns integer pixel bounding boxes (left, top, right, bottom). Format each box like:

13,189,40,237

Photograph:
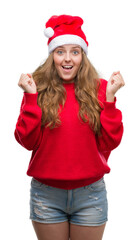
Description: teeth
62,66,73,69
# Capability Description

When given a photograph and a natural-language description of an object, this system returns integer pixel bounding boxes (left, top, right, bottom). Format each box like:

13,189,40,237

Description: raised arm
14,74,43,150
97,72,125,154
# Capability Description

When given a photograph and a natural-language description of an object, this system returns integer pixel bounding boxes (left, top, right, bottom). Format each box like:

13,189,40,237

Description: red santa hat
44,15,88,54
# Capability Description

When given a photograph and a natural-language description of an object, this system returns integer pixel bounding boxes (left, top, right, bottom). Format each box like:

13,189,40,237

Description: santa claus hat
44,15,88,54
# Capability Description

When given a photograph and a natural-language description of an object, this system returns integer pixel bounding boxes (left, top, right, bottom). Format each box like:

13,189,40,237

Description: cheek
75,57,82,70
53,54,61,67
53,57,63,77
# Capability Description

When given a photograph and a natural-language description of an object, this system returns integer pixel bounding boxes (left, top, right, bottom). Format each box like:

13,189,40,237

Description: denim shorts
30,177,108,226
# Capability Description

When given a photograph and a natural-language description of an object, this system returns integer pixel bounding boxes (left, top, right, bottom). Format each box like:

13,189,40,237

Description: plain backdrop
0,0,139,239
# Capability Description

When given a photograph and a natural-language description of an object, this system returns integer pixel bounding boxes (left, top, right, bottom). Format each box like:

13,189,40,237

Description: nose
64,52,71,62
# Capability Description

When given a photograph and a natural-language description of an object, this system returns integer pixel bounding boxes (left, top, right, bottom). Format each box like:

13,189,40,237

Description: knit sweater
14,79,123,189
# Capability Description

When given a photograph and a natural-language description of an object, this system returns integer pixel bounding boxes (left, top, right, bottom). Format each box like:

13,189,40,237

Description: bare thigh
70,223,106,240
32,221,70,240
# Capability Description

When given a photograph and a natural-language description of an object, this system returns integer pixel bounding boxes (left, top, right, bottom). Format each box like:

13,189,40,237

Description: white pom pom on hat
44,27,54,38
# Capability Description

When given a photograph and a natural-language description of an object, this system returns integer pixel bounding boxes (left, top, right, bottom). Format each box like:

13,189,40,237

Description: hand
18,73,37,94
106,71,125,102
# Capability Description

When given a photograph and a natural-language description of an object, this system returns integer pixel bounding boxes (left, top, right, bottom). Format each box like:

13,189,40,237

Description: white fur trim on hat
48,34,88,54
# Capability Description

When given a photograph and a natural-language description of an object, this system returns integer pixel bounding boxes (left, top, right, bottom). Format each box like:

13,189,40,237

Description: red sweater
14,79,123,189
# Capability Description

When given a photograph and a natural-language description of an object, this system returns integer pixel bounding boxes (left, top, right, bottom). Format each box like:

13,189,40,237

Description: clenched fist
18,73,37,94
106,71,125,102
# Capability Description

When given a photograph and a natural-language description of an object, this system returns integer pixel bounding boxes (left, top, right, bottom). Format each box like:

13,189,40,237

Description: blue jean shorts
30,177,108,226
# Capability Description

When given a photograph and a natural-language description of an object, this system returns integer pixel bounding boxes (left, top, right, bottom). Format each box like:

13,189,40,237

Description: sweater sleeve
96,79,124,154
97,98,123,153
14,92,43,151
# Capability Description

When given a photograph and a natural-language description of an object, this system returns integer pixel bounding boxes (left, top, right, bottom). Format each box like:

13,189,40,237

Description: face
53,44,82,83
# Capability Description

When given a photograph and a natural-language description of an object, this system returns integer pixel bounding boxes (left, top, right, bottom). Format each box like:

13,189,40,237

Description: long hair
32,51,102,135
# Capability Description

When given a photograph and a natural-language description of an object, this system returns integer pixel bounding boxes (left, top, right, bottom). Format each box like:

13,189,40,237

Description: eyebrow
72,46,81,49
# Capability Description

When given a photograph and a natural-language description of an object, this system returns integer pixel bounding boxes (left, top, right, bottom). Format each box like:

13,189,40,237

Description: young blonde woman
14,15,125,240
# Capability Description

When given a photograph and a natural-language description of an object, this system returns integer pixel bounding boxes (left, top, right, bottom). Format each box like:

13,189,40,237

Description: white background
0,0,139,239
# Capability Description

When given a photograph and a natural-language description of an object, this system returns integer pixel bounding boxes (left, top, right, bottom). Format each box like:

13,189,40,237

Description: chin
61,74,76,82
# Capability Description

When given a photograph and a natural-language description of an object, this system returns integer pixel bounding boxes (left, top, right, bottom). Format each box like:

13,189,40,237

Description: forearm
14,92,43,150
97,99,123,152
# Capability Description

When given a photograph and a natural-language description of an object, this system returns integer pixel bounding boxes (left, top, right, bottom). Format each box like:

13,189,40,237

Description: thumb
27,73,32,78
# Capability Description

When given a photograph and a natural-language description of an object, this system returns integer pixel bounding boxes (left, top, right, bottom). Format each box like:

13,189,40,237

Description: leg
32,221,70,240
70,223,106,240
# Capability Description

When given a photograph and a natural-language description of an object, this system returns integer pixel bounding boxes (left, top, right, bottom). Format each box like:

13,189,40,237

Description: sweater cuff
24,92,38,105
102,97,117,116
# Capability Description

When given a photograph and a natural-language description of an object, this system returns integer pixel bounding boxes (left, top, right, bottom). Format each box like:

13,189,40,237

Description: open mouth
62,65,73,70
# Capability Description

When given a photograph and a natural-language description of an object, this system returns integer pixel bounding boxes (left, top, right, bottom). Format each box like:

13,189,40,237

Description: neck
62,79,74,84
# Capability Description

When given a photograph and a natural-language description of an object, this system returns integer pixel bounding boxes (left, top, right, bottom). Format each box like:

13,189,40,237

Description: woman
14,15,125,240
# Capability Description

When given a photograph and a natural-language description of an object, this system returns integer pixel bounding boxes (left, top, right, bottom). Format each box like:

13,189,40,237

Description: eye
57,50,63,55
73,50,79,55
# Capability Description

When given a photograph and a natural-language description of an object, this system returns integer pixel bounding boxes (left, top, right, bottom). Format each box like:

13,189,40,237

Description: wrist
24,89,37,94
106,93,115,102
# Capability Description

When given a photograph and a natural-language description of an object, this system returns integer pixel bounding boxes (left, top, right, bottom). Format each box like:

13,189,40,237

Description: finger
28,78,34,84
19,73,25,81
21,73,25,77
20,74,27,80
117,73,124,82
23,74,32,81
19,76,30,87
113,76,125,87
110,71,120,80
114,74,124,84
112,71,120,76
110,76,119,82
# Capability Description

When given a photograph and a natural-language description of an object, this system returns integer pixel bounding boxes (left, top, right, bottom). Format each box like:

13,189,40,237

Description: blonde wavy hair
32,51,102,135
